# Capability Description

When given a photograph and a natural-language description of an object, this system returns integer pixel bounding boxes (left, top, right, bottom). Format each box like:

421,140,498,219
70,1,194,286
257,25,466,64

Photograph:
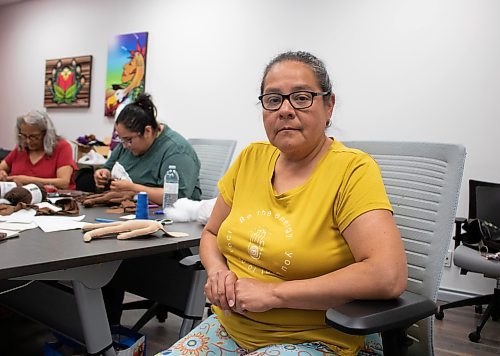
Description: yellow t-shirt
215,140,392,356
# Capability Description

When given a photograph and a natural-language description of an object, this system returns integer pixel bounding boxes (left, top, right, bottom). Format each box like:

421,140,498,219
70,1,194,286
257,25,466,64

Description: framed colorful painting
104,32,148,117
44,55,92,108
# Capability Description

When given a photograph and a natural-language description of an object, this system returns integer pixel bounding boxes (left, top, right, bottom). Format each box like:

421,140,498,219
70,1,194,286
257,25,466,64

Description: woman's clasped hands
205,269,279,314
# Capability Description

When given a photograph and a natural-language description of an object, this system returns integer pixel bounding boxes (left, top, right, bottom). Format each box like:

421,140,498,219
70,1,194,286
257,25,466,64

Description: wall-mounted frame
104,32,148,117
44,55,92,108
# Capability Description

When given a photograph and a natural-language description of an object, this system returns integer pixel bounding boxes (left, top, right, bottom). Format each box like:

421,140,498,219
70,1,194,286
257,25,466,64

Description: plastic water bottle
163,165,179,211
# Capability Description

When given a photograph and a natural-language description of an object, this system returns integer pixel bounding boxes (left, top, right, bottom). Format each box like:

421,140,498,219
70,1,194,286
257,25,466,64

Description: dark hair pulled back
260,51,333,100
116,93,158,134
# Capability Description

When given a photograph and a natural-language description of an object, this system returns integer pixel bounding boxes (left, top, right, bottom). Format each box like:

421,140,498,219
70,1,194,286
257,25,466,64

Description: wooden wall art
44,55,92,108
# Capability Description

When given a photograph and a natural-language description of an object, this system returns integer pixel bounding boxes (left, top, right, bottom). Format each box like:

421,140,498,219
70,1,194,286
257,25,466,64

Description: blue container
136,192,149,219
44,326,146,355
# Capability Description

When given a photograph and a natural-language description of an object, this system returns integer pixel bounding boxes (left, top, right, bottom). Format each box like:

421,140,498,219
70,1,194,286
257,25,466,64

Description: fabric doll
81,219,188,242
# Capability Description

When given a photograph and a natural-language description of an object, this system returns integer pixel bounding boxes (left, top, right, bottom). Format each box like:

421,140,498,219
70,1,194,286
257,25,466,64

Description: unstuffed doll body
81,219,188,242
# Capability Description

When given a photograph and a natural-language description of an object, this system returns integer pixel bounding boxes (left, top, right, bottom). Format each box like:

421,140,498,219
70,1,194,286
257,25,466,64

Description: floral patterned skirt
155,314,338,355
155,314,384,356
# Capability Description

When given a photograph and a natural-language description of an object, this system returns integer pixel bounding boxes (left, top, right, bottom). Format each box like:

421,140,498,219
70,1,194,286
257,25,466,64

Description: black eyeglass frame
258,91,330,111
17,131,46,141
118,132,143,145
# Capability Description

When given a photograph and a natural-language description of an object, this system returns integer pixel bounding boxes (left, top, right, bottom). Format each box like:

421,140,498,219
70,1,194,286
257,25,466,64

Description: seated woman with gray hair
0,110,77,189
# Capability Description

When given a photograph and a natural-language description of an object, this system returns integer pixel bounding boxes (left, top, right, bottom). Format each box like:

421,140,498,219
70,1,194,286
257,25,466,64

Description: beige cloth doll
81,220,188,242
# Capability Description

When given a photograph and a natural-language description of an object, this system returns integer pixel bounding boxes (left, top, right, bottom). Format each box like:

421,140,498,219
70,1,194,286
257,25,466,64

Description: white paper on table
120,214,137,220
33,215,87,233
111,162,132,182
36,202,62,212
0,229,20,238
0,221,38,231
0,209,37,223
47,197,72,204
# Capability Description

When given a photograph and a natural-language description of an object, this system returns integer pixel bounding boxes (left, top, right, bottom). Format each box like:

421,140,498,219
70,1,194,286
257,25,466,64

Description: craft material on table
81,219,189,242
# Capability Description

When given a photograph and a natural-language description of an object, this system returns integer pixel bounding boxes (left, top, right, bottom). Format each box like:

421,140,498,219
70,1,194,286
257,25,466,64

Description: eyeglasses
258,91,330,111
118,133,141,146
18,132,45,141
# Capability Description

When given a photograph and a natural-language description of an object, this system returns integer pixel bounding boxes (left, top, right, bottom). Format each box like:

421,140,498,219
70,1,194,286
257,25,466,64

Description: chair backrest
0,148,10,161
469,179,500,227
188,138,237,200
343,141,466,356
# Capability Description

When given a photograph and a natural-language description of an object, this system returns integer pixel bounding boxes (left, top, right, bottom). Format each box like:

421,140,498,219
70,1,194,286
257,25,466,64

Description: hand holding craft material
82,190,136,207
81,219,189,242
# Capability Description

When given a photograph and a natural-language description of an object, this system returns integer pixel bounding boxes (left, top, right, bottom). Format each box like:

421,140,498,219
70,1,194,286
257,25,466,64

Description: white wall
1,0,499,296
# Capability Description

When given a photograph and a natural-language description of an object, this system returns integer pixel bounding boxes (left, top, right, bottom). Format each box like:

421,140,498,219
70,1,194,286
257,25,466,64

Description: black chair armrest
325,291,436,335
325,291,436,356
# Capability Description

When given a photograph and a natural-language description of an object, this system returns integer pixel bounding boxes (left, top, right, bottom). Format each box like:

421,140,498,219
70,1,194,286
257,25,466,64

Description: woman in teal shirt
96,93,202,326
94,93,201,204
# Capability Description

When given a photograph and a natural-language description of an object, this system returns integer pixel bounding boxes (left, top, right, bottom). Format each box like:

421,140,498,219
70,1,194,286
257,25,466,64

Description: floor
0,297,499,355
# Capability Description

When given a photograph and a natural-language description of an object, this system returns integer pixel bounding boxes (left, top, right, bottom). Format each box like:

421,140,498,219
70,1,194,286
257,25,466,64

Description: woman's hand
109,179,136,192
94,168,111,188
205,269,238,311
232,278,279,313
0,170,8,181
6,175,31,186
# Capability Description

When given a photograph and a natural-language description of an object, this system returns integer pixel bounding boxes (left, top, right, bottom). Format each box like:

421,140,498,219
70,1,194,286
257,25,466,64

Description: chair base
124,300,203,338
436,287,500,342
123,301,169,331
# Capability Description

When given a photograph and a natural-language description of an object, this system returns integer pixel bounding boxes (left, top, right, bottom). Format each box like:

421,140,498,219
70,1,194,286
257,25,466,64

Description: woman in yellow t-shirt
160,51,407,356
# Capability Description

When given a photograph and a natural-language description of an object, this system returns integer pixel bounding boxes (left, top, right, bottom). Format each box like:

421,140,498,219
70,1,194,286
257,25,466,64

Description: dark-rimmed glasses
258,91,330,111
18,131,45,141
118,133,142,146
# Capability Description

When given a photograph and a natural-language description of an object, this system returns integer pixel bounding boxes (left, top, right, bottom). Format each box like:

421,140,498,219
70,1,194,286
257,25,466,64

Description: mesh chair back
344,141,465,356
469,179,500,227
188,138,237,200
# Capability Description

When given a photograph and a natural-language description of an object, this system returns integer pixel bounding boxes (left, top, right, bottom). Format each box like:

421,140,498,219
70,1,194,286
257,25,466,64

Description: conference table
0,205,204,355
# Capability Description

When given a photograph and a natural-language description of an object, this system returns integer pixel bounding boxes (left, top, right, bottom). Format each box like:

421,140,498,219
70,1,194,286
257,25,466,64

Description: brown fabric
59,190,91,199
36,198,80,216
105,201,136,214
0,199,79,216
3,188,32,204
4,183,47,205
82,190,137,208
0,202,33,216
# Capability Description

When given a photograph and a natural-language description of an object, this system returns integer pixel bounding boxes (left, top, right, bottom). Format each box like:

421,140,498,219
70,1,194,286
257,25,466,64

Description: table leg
73,280,116,355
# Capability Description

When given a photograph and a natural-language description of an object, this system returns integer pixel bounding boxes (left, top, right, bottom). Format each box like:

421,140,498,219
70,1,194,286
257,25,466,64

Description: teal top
104,125,201,200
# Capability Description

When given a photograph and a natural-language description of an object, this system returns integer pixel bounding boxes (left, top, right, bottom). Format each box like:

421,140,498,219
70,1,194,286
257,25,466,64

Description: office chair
435,179,500,342
122,138,236,338
187,138,237,199
74,167,97,193
326,141,466,356
0,148,10,161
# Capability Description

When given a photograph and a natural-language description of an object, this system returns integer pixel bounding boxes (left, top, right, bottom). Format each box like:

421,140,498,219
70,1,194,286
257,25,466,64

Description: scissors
157,218,173,225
